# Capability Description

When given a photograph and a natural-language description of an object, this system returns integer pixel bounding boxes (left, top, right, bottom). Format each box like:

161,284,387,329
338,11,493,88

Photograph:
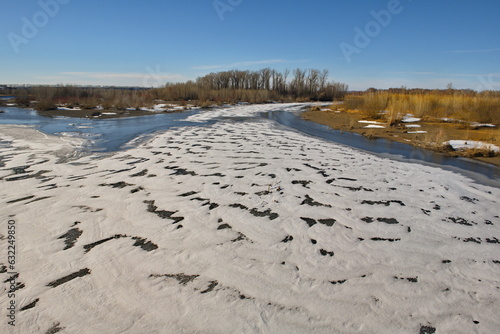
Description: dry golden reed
344,92,500,124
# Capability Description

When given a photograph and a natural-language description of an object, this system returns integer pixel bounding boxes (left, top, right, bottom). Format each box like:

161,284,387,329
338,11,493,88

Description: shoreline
302,108,500,167
36,107,187,119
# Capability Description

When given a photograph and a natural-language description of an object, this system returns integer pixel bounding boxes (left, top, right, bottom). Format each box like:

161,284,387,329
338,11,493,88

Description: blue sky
1,0,499,90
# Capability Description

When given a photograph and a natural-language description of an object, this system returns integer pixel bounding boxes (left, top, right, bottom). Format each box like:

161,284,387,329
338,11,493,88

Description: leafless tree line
3,68,348,111
190,68,347,100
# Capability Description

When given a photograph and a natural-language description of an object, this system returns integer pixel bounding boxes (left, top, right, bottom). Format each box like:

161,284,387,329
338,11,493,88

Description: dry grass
344,92,500,124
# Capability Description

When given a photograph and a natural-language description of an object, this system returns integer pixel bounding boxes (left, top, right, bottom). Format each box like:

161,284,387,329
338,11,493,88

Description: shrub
35,99,56,111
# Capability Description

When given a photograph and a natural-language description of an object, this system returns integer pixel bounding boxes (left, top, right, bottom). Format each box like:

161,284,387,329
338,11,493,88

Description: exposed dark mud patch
318,218,336,226
231,232,249,243
99,181,133,189
203,173,225,177
292,180,312,188
20,298,40,311
370,237,401,242
6,195,35,204
320,249,334,257
301,195,331,207
234,192,248,196
250,208,279,220
218,224,232,230
395,276,418,283
58,227,83,250
83,234,125,253
419,325,436,334
47,268,91,288
303,163,321,170
26,196,52,204
45,322,65,334
201,281,219,294
338,177,357,182
301,217,317,227
445,217,476,226
255,190,271,196
460,196,478,204
179,191,198,197
229,203,279,220
165,166,197,176
131,169,148,177
376,218,399,224
132,237,158,251
421,209,431,216
361,200,405,206
334,185,373,192
459,237,482,244
151,273,199,285
229,203,249,210
145,200,184,224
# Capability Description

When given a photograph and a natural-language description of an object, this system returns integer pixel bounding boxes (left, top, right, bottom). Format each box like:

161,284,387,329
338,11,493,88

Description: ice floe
445,140,500,152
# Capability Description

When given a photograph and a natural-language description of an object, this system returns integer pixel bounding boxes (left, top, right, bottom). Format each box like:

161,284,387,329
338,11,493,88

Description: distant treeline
1,68,348,111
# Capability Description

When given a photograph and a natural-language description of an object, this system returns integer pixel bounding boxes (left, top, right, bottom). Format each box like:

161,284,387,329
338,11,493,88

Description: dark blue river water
1,106,499,186
0,107,211,152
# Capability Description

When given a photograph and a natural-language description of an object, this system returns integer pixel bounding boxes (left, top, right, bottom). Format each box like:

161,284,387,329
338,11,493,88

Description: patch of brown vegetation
302,107,500,167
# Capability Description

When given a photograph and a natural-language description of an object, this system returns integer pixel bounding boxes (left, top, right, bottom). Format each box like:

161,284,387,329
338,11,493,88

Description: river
1,105,499,187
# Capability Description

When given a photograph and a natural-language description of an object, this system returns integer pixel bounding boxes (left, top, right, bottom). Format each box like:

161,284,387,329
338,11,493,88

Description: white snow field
1,104,499,334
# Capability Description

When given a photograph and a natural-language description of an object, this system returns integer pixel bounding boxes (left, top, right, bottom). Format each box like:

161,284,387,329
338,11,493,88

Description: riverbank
36,104,192,119
302,107,500,167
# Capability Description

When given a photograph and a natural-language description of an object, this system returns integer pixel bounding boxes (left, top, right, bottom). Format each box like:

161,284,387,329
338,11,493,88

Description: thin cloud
28,71,191,87
392,71,500,78
447,48,500,53
191,59,307,70
393,71,438,75
61,71,188,81
54,71,190,87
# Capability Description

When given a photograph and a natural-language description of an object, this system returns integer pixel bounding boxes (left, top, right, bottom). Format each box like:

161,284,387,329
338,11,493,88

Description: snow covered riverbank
1,105,499,333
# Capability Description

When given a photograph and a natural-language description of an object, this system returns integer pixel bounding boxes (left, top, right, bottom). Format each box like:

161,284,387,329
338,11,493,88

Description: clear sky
1,0,499,90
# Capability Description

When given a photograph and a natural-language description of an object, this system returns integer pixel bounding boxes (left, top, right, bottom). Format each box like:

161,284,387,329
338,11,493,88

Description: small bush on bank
35,99,56,111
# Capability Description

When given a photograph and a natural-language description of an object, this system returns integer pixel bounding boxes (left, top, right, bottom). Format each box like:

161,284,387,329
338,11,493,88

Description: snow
364,124,385,129
445,140,500,152
405,124,421,128
140,104,185,112
57,107,82,111
358,120,385,125
401,117,421,123
359,121,386,128
470,123,496,128
407,131,427,134
1,105,499,334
